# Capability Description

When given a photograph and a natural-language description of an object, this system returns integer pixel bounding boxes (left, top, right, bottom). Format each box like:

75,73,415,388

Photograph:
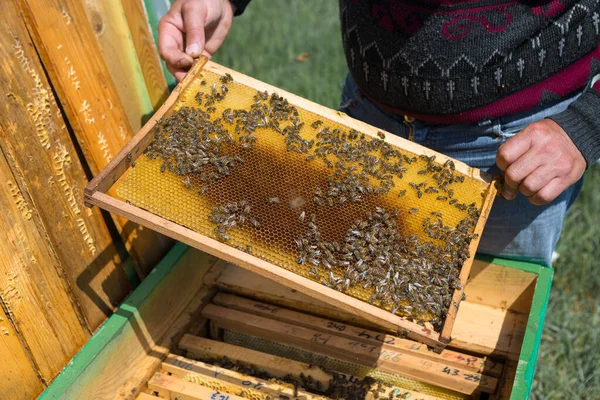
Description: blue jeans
339,74,584,267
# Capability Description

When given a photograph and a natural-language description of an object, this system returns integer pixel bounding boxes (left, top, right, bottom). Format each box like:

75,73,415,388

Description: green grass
213,1,600,397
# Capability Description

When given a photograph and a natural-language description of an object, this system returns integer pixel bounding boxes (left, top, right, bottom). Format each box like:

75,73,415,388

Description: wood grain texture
163,354,326,400
211,293,503,378
148,372,247,400
204,305,498,395
0,299,44,400
59,248,216,400
83,0,153,132
0,0,130,331
205,262,529,361
121,0,169,110
19,0,173,278
0,144,89,382
178,335,334,391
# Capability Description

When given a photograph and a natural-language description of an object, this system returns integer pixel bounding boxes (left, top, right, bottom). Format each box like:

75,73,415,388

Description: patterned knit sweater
234,0,600,164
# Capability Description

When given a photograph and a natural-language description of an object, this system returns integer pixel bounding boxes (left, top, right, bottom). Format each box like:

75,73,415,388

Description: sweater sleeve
229,0,252,16
548,80,600,167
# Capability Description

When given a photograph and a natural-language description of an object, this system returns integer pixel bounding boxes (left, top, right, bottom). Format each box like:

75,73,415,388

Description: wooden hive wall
0,0,172,397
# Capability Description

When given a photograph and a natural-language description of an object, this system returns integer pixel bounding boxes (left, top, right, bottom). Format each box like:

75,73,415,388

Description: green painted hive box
39,242,551,400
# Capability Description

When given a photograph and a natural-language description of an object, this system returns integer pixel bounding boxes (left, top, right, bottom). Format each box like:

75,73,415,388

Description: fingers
529,177,566,205
158,18,194,77
518,165,558,197
496,128,533,172
182,0,207,57
501,149,542,199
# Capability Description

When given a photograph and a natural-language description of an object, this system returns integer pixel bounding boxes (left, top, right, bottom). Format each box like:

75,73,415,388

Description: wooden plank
203,305,498,395
204,262,387,330
163,355,326,400
450,302,527,360
136,394,160,400
115,285,216,400
0,300,44,400
0,0,130,330
178,335,334,391
148,372,246,400
0,145,89,382
212,293,503,378
83,0,153,132
207,262,529,359
19,0,173,277
55,246,217,400
87,190,444,349
121,0,169,110
465,260,537,314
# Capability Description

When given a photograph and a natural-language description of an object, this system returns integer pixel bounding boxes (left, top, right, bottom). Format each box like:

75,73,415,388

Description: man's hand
158,0,235,81
496,119,586,205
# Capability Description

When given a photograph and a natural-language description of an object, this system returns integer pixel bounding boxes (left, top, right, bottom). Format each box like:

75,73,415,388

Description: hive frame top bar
85,57,498,351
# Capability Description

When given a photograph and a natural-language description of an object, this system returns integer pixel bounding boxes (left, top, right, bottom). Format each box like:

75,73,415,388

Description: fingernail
503,189,517,200
186,44,200,56
177,58,192,68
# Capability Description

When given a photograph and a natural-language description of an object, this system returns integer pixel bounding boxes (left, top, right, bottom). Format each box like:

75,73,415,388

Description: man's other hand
496,119,586,205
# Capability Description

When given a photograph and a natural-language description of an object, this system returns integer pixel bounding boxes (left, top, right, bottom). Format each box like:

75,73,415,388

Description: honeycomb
180,372,269,400
222,329,468,400
117,68,492,329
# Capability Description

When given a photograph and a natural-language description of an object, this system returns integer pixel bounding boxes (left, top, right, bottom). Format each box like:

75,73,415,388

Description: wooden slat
19,0,173,277
149,372,246,400
136,394,160,400
203,305,498,395
0,0,130,330
59,247,216,400
83,0,153,131
0,300,44,400
466,260,537,314
206,262,528,360
121,0,169,110
212,293,503,377
178,335,334,391
163,355,326,400
204,261,385,330
450,302,527,360
0,146,89,382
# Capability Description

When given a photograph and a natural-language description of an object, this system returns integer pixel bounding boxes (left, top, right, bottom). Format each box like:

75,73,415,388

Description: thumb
182,1,207,58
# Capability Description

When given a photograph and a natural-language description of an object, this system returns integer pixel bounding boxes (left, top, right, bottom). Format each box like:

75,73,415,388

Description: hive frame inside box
39,244,552,400
85,57,498,351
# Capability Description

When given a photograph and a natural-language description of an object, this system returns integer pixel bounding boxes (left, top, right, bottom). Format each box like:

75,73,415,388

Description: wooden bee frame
85,57,498,351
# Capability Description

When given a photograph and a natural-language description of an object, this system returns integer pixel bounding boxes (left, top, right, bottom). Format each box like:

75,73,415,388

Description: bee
377,131,386,139
266,197,280,204
408,208,418,214
130,161,136,167
436,195,448,201
299,211,306,223
198,186,208,195
431,211,442,217
417,170,427,175
200,80,207,86
397,189,406,198
305,155,315,161
311,120,323,129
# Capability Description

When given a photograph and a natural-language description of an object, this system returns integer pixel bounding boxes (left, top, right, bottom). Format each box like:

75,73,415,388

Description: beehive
85,57,497,349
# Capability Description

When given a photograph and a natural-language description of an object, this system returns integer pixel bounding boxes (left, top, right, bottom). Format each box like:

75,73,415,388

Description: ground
211,1,600,398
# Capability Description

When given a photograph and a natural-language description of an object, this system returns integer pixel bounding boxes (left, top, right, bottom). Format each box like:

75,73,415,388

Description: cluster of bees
295,205,476,329
208,200,259,243
196,355,410,400
144,72,481,329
